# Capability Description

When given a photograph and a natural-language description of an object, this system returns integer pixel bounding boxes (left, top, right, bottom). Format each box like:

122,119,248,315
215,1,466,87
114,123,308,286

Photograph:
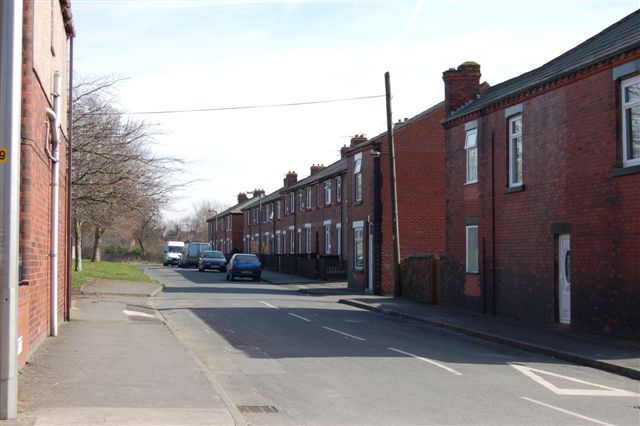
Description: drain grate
237,405,279,414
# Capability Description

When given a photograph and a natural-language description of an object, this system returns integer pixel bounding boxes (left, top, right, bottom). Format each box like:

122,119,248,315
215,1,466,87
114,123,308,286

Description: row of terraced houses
207,10,640,341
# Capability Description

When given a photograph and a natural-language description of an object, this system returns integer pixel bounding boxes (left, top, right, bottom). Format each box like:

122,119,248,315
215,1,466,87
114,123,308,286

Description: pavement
5,270,639,425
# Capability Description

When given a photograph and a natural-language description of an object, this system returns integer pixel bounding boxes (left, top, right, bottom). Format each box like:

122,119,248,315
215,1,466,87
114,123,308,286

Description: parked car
179,241,212,268
163,241,185,266
198,250,227,272
226,253,262,281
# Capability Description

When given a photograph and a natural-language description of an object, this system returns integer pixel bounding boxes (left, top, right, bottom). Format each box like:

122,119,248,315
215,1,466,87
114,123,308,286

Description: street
145,266,640,426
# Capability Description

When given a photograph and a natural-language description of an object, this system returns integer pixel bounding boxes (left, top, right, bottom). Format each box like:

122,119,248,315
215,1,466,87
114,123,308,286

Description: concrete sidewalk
9,295,242,426
81,278,164,297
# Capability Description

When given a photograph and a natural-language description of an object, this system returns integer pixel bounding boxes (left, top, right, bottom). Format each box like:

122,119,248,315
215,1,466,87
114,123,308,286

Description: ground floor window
466,225,478,273
354,226,364,270
324,225,331,254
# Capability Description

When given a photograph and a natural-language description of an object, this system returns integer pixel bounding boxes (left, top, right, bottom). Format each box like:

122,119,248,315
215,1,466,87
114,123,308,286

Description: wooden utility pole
385,72,401,296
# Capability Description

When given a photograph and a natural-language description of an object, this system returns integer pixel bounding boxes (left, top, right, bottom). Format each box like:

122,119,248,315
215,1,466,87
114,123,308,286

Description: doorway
558,234,571,325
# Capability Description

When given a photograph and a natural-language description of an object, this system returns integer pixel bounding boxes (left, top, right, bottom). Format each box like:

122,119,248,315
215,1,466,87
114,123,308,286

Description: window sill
613,164,640,177
464,181,478,186
354,268,364,273
354,201,363,206
465,272,479,275
504,184,524,194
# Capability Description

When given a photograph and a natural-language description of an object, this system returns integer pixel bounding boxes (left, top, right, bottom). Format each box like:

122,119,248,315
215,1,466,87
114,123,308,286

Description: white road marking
521,397,616,426
323,327,366,341
260,301,278,309
288,313,311,322
510,364,640,397
388,347,463,376
122,309,157,320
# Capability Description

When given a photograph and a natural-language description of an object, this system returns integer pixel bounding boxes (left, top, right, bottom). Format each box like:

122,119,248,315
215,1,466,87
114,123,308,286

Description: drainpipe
0,0,23,419
46,72,62,337
66,37,74,321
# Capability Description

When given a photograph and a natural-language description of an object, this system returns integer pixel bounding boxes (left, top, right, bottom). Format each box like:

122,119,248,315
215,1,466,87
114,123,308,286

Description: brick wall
443,53,640,339
18,0,71,366
379,105,446,296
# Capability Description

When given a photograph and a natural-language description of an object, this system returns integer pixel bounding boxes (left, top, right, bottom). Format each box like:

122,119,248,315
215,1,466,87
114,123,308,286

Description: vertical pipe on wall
385,72,401,296
0,0,23,419
65,37,73,321
46,72,62,337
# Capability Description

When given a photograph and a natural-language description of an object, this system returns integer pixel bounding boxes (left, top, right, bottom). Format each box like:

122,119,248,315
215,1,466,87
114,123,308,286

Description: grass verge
72,260,156,289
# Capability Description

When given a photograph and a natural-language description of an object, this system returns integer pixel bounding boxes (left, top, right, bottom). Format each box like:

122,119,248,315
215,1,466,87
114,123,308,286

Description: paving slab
81,279,164,297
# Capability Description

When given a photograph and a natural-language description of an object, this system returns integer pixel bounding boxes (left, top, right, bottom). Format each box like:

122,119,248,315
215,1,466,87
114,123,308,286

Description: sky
71,0,640,221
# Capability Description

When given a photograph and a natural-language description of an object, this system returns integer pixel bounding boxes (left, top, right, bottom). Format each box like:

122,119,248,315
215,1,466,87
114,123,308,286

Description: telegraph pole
385,72,401,297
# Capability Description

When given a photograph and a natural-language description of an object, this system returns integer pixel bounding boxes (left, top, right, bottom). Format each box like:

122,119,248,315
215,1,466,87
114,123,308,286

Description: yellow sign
0,147,7,163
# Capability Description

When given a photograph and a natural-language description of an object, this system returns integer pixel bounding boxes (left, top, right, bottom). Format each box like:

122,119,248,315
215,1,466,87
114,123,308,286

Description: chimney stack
442,61,481,115
310,164,326,175
283,171,298,187
252,188,265,198
350,134,368,147
340,145,349,158
237,192,248,203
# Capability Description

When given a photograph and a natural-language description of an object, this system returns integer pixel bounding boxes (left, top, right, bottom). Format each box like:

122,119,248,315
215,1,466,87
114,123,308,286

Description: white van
163,241,185,266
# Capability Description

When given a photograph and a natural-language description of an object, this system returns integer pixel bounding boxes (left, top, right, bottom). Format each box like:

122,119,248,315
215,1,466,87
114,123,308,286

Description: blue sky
71,0,640,220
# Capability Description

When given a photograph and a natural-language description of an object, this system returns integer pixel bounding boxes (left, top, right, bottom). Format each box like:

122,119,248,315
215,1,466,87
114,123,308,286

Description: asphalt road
145,265,640,426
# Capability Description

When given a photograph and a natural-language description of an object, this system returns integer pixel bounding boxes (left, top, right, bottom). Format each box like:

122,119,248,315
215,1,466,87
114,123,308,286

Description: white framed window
324,224,331,254
276,231,281,254
336,223,342,258
289,193,295,213
465,128,478,184
509,115,523,187
354,153,362,202
466,225,479,273
283,231,287,254
336,176,342,202
297,228,302,254
324,181,331,205
277,200,281,219
306,187,312,208
289,226,295,254
622,74,640,166
354,226,364,270
305,224,312,254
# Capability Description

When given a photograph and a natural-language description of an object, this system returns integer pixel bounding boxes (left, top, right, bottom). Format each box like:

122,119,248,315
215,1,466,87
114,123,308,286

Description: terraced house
441,10,640,340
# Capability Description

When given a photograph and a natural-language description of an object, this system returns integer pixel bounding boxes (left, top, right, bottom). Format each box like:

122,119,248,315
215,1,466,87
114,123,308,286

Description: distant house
441,11,640,339
207,192,258,257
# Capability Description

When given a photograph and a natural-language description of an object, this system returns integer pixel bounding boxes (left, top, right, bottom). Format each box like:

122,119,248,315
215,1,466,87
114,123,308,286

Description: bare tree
72,75,190,269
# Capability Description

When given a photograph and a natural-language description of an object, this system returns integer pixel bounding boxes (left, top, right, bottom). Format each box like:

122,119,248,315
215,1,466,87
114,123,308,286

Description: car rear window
235,255,259,263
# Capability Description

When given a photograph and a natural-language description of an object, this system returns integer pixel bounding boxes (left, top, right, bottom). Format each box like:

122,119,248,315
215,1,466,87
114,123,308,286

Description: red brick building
441,11,640,340
207,192,257,257
342,102,446,295
17,0,74,367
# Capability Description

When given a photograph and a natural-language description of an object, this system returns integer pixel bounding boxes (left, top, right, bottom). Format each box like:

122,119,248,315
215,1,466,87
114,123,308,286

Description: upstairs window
324,181,331,205
289,193,295,213
465,128,478,184
299,191,304,210
622,74,640,167
276,201,281,219
306,187,312,208
509,115,523,187
336,176,342,202
354,153,362,203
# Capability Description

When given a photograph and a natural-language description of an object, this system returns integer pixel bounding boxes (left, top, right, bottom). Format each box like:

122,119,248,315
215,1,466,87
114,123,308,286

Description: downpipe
46,72,62,337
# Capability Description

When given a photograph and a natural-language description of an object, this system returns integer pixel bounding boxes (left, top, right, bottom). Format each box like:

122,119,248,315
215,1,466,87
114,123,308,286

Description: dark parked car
198,250,227,272
179,242,212,268
226,253,262,281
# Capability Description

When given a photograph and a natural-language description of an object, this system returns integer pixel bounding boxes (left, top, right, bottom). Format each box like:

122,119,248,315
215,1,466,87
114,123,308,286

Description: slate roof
207,196,256,221
282,158,347,193
447,9,640,121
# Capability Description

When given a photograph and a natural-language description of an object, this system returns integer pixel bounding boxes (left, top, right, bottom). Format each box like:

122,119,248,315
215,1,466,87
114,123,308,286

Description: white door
559,234,571,324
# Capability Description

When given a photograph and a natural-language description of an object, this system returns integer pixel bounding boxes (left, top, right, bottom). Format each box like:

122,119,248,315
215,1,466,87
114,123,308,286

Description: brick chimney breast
350,134,368,147
443,61,481,116
284,171,298,187
237,192,248,203
340,145,349,158
310,164,327,175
